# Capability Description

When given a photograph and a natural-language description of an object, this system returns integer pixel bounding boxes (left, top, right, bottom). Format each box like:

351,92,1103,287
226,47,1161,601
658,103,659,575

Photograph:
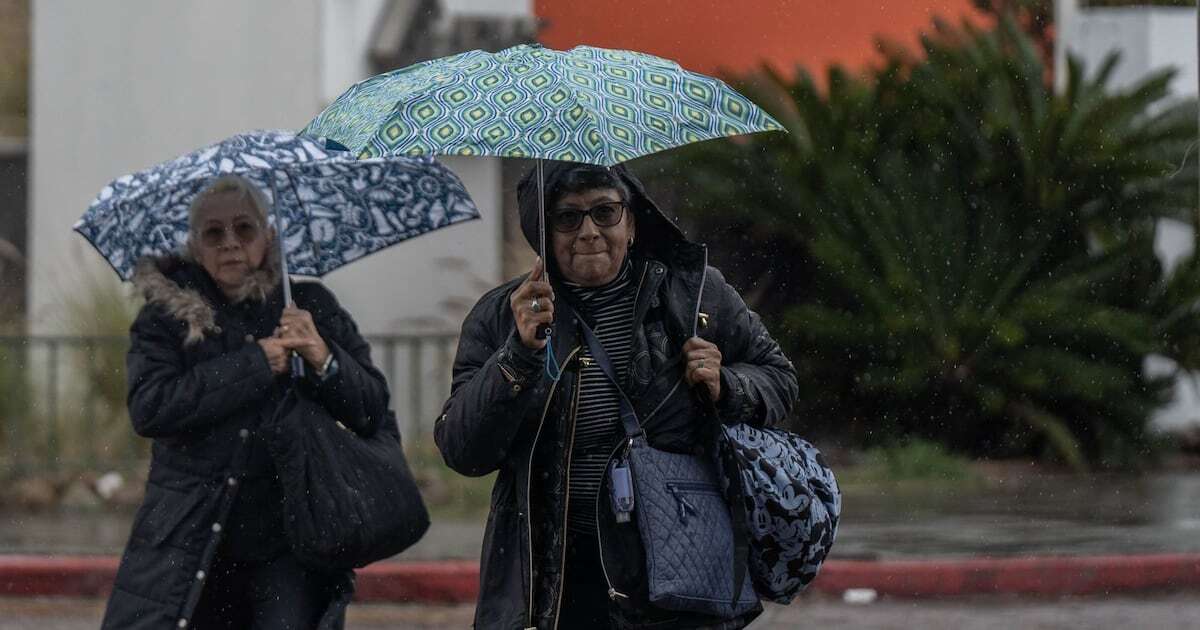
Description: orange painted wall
534,0,982,79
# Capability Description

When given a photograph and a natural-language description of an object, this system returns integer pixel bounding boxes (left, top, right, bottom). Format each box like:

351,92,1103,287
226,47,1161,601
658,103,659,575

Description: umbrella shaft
270,173,305,378
536,159,550,341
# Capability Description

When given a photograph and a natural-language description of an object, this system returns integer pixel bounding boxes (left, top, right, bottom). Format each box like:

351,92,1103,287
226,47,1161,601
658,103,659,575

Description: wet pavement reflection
4,472,1199,560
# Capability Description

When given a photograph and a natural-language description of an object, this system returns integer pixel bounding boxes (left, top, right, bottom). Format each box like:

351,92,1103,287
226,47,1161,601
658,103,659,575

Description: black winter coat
435,164,799,629
101,256,390,630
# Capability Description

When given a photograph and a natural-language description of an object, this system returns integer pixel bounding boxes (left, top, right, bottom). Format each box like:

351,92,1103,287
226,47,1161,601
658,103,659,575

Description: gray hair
183,174,281,302
186,174,272,235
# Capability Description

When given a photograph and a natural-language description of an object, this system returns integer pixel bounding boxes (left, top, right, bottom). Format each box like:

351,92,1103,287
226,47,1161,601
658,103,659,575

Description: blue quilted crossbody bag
580,323,758,618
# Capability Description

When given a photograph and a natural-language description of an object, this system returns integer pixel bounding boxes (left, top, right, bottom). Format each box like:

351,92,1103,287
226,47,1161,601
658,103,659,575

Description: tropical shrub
644,17,1198,469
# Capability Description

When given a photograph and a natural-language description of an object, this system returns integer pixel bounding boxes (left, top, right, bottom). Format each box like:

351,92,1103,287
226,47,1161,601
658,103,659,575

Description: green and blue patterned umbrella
305,45,783,379
303,44,783,166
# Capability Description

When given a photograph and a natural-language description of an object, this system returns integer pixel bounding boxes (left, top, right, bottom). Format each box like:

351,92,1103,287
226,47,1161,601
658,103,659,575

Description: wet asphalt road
4,593,1200,629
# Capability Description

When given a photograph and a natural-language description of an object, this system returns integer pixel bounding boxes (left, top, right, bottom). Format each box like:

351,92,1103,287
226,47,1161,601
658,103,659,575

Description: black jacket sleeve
434,281,547,477
708,268,799,428
126,305,275,438
295,282,391,437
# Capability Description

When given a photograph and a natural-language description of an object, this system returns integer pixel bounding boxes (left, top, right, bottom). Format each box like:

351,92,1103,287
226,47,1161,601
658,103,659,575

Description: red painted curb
2,554,1199,602
356,561,480,603
0,555,118,599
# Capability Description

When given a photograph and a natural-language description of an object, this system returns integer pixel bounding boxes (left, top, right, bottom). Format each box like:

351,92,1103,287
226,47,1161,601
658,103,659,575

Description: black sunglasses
550,201,626,233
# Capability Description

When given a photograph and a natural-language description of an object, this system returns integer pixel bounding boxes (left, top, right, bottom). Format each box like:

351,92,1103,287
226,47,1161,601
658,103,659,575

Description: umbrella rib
543,53,616,166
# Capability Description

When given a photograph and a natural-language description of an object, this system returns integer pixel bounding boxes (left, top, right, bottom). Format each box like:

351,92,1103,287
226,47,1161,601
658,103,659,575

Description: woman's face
550,187,635,287
191,192,270,295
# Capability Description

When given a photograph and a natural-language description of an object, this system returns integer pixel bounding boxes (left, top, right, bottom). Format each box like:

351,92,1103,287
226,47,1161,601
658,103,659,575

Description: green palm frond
644,15,1197,470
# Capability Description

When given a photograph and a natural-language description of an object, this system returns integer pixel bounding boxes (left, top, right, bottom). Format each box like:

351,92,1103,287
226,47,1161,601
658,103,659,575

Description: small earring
628,237,634,247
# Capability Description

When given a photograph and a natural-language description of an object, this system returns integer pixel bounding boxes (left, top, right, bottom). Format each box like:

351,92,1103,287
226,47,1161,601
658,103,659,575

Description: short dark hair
547,164,632,208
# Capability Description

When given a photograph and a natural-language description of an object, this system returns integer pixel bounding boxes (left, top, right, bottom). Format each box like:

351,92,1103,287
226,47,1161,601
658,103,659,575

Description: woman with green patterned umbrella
307,45,794,629
303,44,781,281
437,160,798,629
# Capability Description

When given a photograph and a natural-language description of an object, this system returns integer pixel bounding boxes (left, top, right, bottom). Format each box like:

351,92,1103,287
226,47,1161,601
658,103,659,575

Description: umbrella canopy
302,44,783,166
74,130,480,281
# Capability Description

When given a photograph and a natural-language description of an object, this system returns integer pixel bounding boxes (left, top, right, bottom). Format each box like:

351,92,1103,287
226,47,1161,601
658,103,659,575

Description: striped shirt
565,263,638,536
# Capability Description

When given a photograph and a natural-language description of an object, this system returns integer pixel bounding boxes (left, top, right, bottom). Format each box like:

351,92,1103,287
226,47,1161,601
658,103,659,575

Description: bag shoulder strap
578,322,642,440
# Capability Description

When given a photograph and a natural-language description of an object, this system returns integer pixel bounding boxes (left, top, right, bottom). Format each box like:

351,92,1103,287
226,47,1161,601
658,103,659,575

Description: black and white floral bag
690,264,840,604
719,424,841,603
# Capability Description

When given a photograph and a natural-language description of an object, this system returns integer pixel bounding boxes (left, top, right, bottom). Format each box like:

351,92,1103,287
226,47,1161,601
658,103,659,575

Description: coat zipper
526,345,581,629
634,262,650,310
550,362,585,630
591,263,650,604
596,437,633,601
550,261,660,622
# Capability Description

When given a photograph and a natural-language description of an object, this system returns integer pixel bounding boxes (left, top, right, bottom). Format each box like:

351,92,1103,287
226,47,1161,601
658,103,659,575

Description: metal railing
0,333,458,477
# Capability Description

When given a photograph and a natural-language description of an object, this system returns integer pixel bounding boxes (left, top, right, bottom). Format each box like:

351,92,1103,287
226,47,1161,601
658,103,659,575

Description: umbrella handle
271,172,306,379
290,353,305,377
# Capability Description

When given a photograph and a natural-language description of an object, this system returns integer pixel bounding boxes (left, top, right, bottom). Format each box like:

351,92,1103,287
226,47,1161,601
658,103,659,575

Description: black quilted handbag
581,325,757,617
263,387,430,570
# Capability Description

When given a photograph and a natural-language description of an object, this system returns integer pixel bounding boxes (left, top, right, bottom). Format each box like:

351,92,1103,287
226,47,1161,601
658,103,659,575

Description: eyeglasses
550,201,626,233
196,220,261,248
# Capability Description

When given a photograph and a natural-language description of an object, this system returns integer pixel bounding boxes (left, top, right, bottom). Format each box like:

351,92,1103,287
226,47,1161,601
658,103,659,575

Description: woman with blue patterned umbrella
76,131,478,629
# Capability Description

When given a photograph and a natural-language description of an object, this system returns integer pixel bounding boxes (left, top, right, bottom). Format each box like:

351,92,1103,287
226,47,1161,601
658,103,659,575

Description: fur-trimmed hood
131,253,281,346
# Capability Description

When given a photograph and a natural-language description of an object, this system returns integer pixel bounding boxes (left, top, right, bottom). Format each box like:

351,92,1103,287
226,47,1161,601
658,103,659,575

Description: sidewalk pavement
6,593,1200,630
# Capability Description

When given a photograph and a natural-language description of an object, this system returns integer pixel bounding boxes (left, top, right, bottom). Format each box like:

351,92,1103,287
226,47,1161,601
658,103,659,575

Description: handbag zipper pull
668,484,697,523
608,587,630,601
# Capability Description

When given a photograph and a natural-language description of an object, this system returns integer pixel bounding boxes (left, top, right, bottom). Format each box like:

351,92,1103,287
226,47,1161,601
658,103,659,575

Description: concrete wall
27,0,516,439
315,0,507,335
29,0,506,336
320,155,503,335
29,0,323,331
320,0,389,105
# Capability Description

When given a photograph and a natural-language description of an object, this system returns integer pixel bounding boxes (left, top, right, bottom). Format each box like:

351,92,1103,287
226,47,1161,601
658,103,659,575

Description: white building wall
442,0,530,17
320,0,390,105
30,0,510,338
1061,6,1199,433
1148,9,1199,101
1063,8,1196,101
29,0,324,332
29,0,525,437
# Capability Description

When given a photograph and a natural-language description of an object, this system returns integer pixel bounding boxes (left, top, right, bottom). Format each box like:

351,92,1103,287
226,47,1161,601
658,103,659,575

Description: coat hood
516,162,700,278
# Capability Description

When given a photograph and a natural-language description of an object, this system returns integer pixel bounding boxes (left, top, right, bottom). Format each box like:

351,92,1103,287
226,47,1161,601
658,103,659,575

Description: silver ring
698,360,706,369
530,298,542,313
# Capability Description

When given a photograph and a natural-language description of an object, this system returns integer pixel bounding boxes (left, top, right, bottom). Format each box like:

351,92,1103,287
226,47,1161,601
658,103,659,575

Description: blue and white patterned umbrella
74,130,480,280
